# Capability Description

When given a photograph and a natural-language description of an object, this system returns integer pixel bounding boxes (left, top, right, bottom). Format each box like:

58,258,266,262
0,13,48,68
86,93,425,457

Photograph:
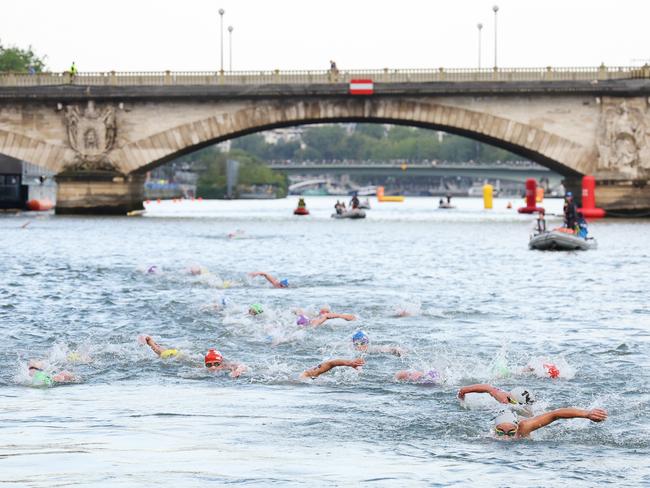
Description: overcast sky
1,0,648,72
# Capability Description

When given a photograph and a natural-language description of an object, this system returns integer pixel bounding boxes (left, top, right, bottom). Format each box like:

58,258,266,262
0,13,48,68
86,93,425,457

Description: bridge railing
1,66,649,86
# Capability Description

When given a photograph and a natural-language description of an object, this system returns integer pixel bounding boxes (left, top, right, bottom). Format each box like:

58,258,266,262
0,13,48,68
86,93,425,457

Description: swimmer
146,265,160,274
28,360,76,387
458,384,535,414
394,369,440,384
296,306,356,327
492,407,607,440
249,303,264,316
204,348,247,378
139,335,180,359
352,331,404,357
300,358,365,379
249,271,289,289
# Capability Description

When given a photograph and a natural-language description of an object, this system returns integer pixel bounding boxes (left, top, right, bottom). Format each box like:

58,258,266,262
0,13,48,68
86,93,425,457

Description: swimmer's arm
300,358,365,378
225,361,247,378
309,316,328,327
144,336,165,356
52,371,77,383
517,408,608,436
457,384,508,403
249,271,281,288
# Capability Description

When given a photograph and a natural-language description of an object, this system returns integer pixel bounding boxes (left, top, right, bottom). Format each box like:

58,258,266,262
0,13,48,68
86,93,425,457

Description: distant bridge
270,161,560,184
1,66,650,214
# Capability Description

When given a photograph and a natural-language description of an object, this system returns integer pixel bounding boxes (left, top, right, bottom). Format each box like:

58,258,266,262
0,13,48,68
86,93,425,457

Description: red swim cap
544,363,560,378
205,349,223,366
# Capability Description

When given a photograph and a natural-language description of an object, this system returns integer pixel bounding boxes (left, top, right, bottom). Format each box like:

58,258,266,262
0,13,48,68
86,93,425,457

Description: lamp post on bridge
492,5,499,69
477,23,483,69
219,8,225,73
228,25,233,72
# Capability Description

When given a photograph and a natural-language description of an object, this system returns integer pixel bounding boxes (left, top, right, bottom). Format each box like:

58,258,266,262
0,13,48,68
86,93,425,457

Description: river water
1,196,649,487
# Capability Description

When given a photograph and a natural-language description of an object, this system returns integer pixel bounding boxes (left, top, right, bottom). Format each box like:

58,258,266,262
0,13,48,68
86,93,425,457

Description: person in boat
351,330,404,357
334,200,343,215
458,384,536,415
563,192,577,230
27,360,77,387
535,208,547,234
350,193,360,209
296,306,356,327
492,407,607,440
439,198,445,206
576,212,588,238
249,271,289,288
446,193,452,204
297,197,306,208
300,357,364,379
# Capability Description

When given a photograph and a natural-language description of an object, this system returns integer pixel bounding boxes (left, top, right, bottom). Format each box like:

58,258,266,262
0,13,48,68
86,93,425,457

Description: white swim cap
494,410,518,427
509,387,535,405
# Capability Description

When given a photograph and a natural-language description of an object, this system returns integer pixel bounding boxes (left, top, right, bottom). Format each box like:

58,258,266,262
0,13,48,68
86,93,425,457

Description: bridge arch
114,99,594,177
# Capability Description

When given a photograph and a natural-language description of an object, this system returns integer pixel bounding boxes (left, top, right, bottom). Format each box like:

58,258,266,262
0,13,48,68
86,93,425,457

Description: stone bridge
1,67,650,214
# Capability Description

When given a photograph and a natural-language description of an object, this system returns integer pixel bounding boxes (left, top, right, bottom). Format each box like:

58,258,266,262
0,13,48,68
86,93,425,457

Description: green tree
355,123,385,139
0,41,46,72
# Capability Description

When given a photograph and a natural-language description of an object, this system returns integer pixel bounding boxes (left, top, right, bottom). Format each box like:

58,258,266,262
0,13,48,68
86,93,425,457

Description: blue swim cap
296,315,310,326
566,192,573,197
279,279,289,287
352,330,369,345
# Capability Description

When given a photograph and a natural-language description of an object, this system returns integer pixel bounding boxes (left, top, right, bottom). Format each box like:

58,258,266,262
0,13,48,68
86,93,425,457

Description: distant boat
331,209,366,219
350,186,376,196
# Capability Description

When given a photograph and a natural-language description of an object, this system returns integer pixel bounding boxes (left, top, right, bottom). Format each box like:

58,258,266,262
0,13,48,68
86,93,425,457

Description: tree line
231,124,522,163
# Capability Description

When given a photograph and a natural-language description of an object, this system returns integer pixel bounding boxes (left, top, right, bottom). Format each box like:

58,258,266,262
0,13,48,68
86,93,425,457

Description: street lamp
477,23,483,69
492,5,499,69
219,8,225,72
228,25,233,72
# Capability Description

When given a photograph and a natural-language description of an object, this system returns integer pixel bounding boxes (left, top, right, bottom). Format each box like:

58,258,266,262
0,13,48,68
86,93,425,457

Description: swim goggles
205,361,222,368
495,428,517,437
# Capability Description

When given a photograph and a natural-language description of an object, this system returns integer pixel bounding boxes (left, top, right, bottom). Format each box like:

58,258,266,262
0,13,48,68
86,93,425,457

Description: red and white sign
349,79,374,95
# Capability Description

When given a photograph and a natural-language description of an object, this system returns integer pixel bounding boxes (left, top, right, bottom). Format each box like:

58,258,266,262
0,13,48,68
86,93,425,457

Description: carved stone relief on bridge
597,98,650,177
64,101,117,171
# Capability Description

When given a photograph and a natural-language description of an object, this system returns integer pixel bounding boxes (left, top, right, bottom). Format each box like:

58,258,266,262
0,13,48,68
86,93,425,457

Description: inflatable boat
529,230,597,251
331,209,366,219
294,207,310,215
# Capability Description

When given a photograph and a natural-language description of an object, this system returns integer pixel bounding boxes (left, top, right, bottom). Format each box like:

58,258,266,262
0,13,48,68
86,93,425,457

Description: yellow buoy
483,184,493,209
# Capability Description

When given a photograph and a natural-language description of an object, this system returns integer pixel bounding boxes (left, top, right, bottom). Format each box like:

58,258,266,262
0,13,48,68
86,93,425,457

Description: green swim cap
160,349,179,359
249,303,263,315
32,371,53,387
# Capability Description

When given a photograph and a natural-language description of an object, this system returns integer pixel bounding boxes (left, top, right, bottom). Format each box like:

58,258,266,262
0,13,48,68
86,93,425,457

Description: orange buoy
26,199,54,211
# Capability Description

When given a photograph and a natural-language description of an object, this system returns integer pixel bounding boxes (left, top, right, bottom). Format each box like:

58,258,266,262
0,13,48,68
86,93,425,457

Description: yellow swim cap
67,352,82,362
160,349,179,359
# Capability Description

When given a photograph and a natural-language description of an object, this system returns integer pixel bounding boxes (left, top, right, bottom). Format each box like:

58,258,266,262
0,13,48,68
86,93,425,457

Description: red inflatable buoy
578,175,606,219
26,199,54,211
518,178,544,214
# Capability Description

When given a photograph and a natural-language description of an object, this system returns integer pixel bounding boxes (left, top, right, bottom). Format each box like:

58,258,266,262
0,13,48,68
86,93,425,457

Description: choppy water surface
1,197,649,487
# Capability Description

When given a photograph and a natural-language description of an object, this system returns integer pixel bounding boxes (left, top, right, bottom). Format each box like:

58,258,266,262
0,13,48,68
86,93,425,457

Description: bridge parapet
0,66,648,87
